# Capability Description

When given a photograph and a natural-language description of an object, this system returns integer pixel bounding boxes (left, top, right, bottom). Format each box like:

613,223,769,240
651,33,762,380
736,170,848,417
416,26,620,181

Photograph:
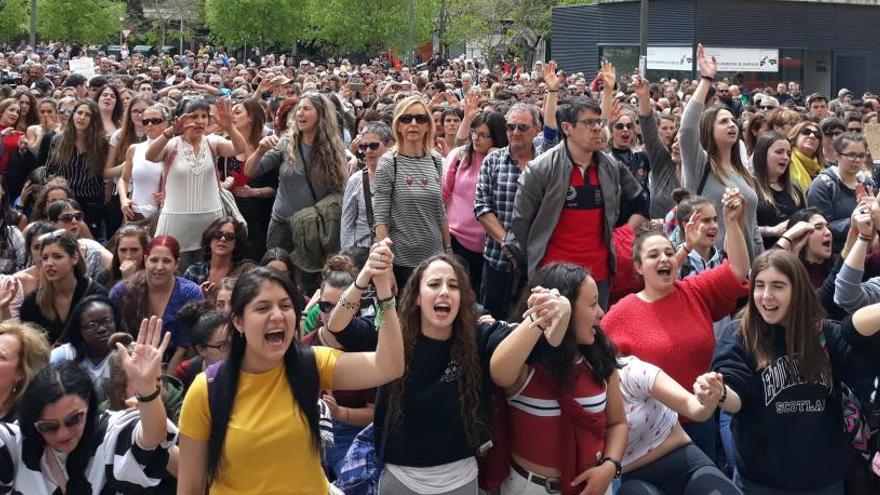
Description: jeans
480,261,521,321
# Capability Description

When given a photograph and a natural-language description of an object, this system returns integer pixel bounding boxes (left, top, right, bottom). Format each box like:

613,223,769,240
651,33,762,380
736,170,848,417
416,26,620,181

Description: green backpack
288,143,342,273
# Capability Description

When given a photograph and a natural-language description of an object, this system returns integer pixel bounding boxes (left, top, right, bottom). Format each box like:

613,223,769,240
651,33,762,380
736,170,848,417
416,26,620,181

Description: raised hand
633,75,651,100
258,134,280,153
367,238,395,290
523,286,571,332
696,43,717,80
722,187,745,226
171,112,196,136
543,60,561,92
463,92,480,120
683,210,704,252
213,98,234,130
116,316,170,397
0,277,17,309
853,202,875,237
599,60,616,92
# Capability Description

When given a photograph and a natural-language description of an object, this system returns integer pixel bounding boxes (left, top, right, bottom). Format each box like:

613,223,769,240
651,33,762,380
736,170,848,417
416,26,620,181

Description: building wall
551,0,880,93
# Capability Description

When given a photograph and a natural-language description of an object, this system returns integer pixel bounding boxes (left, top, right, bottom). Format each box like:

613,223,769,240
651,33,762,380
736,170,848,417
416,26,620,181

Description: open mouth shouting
264,328,286,347
433,302,452,319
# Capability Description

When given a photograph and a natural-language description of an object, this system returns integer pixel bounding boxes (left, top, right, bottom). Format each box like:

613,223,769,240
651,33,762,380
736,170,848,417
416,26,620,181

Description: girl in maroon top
491,263,626,495
602,188,750,458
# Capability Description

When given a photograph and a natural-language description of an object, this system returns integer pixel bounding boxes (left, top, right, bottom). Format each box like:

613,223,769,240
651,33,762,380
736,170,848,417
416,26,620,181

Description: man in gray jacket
507,97,645,308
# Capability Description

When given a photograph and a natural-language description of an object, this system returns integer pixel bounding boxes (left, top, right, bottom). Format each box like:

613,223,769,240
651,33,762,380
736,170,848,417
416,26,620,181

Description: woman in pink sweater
602,187,750,459
444,108,507,295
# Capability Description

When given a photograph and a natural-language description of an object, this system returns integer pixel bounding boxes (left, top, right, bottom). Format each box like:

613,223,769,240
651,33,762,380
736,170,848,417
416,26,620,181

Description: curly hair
384,254,487,447
284,93,347,192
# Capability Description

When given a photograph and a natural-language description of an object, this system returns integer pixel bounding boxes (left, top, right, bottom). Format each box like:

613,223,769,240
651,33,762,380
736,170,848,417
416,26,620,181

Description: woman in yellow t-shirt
177,239,403,495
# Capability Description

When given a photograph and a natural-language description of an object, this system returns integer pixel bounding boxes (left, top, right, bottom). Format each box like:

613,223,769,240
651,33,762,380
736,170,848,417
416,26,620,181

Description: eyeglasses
505,123,534,132
204,340,230,351
81,316,114,333
576,118,608,128
471,131,491,139
613,122,634,131
841,152,868,161
58,212,83,223
34,409,87,434
212,231,236,242
358,142,381,151
398,113,430,124
800,128,820,139
141,118,164,126
57,109,72,116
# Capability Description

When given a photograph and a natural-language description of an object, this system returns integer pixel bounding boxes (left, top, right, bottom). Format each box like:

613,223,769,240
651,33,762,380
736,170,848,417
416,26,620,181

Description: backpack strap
362,167,375,234
696,162,711,196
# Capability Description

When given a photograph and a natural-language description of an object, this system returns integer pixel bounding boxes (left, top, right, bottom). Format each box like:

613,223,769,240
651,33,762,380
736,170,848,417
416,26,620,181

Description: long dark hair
698,104,754,188
0,175,19,265
753,131,804,209
206,268,317,483
56,295,125,361
97,85,124,127
511,263,619,388
201,216,248,262
740,250,829,383
49,99,109,178
106,225,150,287
384,255,487,446
111,95,152,167
460,110,507,171
19,361,101,493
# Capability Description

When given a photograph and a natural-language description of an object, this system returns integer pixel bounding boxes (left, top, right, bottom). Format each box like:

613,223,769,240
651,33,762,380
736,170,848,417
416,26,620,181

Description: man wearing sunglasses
507,97,645,310
474,103,542,319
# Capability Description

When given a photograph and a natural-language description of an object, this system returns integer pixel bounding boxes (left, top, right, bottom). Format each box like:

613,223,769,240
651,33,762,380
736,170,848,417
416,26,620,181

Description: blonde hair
0,322,50,411
391,96,435,155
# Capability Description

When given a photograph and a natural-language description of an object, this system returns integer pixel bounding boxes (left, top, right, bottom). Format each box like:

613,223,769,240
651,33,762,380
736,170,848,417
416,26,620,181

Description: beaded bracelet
375,296,396,328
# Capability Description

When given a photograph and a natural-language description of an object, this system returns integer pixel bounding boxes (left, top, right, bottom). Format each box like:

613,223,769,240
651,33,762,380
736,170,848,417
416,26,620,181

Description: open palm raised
116,316,170,396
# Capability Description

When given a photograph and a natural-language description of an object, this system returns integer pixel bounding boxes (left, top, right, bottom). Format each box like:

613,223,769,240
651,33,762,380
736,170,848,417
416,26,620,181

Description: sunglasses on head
58,212,83,223
398,113,430,124
212,231,235,242
506,123,533,132
142,118,164,126
613,122,634,131
34,409,87,434
358,142,381,151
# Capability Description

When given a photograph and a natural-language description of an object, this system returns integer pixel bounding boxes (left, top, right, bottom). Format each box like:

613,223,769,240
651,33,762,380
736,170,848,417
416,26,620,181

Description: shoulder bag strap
696,161,711,196
299,141,318,203
362,167,375,234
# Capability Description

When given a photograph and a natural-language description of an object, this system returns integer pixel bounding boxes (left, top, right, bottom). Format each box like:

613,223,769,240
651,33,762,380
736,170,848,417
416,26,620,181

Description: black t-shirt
756,188,803,249
20,276,108,343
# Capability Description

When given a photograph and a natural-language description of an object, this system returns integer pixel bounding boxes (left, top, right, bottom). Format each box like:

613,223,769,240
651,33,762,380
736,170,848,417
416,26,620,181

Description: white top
49,344,113,401
386,457,477,494
618,356,678,467
155,135,224,251
130,139,164,218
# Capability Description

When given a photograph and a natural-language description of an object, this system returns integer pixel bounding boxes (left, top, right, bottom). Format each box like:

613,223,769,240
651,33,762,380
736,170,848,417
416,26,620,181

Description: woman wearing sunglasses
183,216,256,301
300,253,377,480
46,199,112,279
50,294,125,402
786,121,825,191
373,95,450,290
103,95,152,237
341,121,394,250
807,133,875,252
0,318,178,493
115,101,163,224
20,230,108,344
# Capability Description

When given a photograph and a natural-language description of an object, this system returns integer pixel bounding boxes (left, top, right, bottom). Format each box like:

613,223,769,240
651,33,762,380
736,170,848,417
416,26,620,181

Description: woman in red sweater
602,187,750,459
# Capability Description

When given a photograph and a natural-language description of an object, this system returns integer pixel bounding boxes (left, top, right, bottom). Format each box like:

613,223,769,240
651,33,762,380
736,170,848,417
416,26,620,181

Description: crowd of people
1,38,880,494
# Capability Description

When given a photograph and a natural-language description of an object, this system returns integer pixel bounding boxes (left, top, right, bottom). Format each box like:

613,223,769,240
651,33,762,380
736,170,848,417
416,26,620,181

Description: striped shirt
45,151,104,201
373,152,446,268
